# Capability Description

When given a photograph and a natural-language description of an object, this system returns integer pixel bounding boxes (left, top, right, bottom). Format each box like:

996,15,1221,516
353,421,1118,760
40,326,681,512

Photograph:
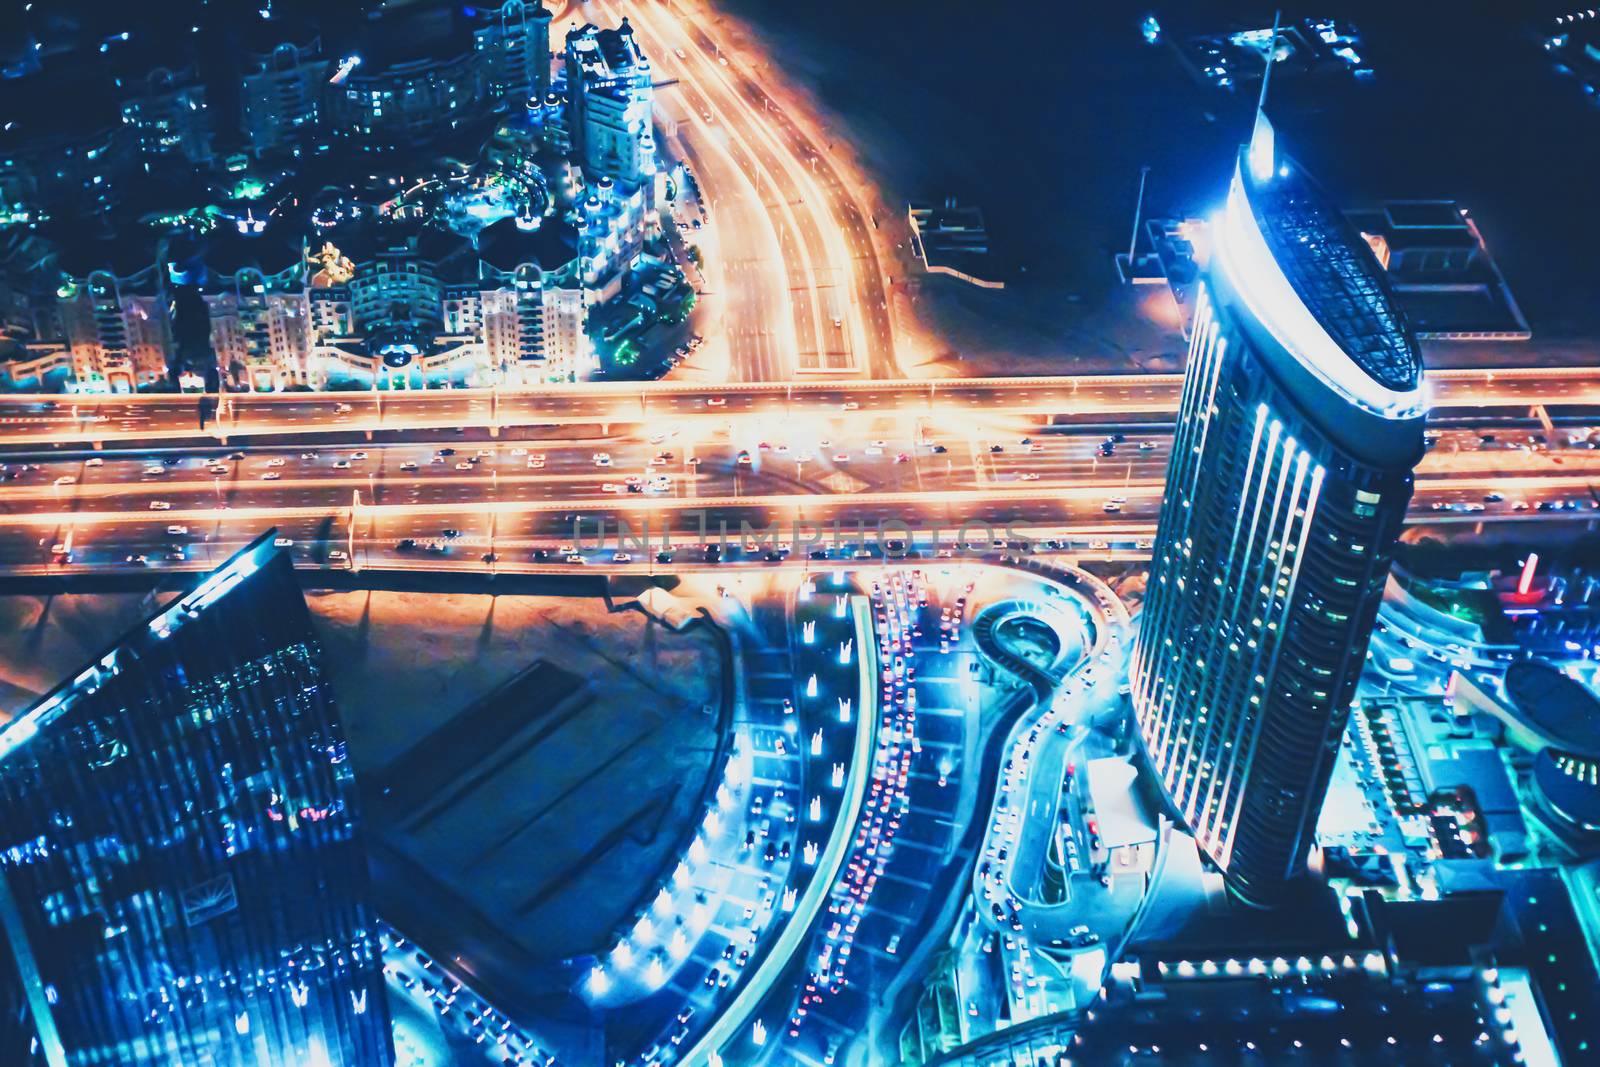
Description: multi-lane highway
0,366,1596,446
1,420,1594,575
582,0,894,380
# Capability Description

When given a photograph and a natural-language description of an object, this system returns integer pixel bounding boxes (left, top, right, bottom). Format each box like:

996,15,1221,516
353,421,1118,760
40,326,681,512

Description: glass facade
1131,145,1426,907
0,536,393,1066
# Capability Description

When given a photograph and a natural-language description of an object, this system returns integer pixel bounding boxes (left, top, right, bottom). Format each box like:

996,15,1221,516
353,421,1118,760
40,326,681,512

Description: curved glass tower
1131,118,1427,907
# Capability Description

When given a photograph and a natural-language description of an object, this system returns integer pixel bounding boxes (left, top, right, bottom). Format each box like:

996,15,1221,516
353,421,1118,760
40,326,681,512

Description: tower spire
1247,10,1282,182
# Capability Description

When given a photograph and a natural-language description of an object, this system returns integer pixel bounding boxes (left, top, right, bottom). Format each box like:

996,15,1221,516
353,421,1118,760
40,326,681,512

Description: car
455,462,474,471
481,552,498,563
124,553,148,565
526,455,546,469
85,457,104,467
149,500,172,510
328,549,347,561
399,461,418,471
565,554,588,564
442,529,461,538
592,452,612,467
142,465,165,476
208,465,229,475
612,552,632,563
261,472,281,480
332,460,351,470
656,551,674,564
273,537,293,548
53,475,75,486
351,451,368,460
1102,502,1121,513
706,397,726,407
166,525,188,536
165,549,185,562
1138,440,1157,451
396,538,418,551
266,457,286,467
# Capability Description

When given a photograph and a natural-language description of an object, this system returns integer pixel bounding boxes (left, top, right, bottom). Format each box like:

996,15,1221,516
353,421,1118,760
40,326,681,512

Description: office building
1130,114,1427,906
0,535,394,1066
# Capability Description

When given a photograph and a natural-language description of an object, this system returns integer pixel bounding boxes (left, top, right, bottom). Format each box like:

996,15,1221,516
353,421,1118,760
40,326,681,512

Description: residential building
239,38,329,156
564,20,656,186
472,0,554,106
119,65,213,167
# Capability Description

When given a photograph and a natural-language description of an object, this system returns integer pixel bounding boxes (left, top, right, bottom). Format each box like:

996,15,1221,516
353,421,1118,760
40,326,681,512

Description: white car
142,465,165,476
266,457,286,467
612,552,632,563
399,461,418,471
166,525,188,536
149,500,172,511
328,549,348,562
261,472,281,480
1102,502,1121,513
706,398,726,408
53,475,75,486
85,457,104,467
526,455,546,469
274,537,294,548
455,462,473,471
351,451,368,460
593,452,613,467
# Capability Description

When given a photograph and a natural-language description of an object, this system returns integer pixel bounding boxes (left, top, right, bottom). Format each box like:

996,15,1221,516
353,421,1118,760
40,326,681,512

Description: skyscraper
1130,115,1427,906
0,534,393,1066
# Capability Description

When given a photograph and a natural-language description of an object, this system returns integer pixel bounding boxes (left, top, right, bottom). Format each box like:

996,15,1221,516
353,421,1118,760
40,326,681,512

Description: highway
1,366,1597,446
632,0,897,377
583,0,888,379
1,422,1594,574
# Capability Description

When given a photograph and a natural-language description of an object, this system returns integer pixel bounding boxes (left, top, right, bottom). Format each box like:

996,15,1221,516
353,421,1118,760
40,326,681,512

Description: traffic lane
625,0,851,372
9,377,1600,447
22,423,1596,513
670,66,822,375
623,0,830,375
7,476,1599,572
6,477,1598,546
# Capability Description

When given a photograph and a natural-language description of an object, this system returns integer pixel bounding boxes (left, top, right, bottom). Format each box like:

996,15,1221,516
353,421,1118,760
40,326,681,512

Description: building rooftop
1501,660,1600,758
1238,147,1422,394
476,214,577,275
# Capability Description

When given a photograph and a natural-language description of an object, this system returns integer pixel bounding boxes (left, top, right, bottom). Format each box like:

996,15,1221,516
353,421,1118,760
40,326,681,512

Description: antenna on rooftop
1247,10,1282,182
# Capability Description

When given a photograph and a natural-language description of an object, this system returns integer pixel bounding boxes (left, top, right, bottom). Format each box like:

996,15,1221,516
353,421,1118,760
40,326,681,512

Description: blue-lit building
0,534,393,1066
1131,115,1428,906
